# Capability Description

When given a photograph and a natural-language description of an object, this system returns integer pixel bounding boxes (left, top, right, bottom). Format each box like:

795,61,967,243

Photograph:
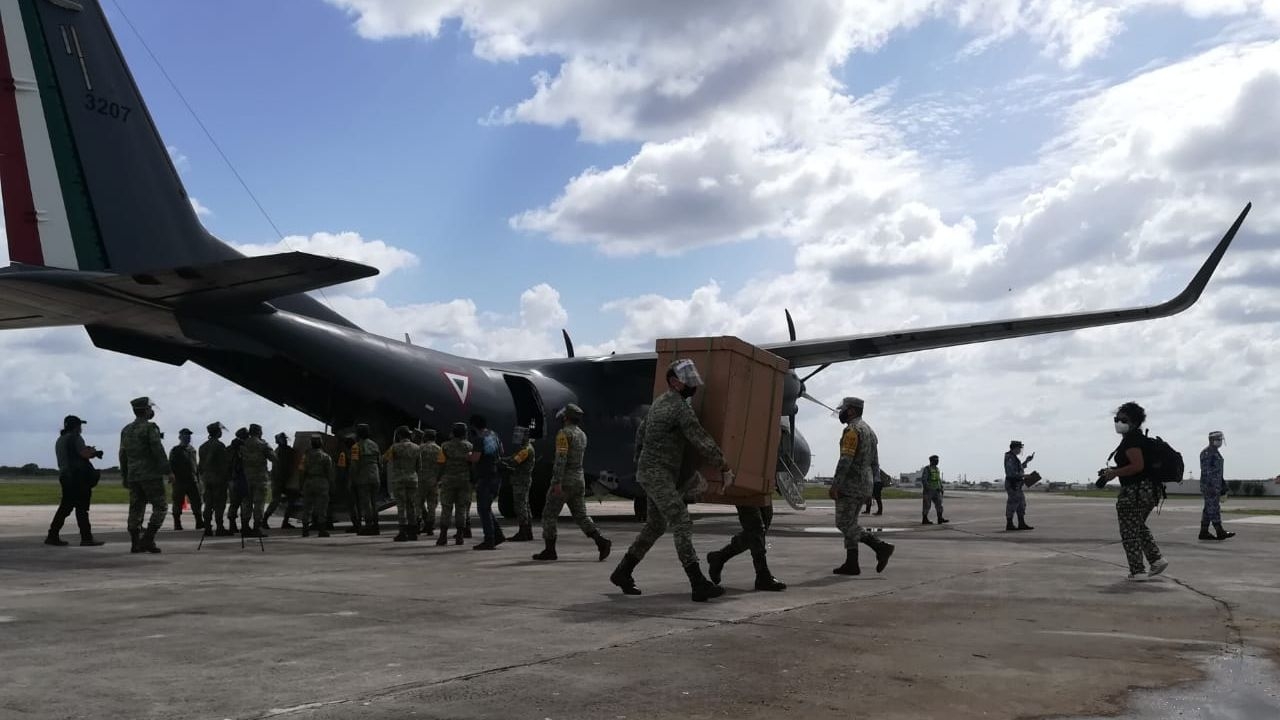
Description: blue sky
2,0,1278,481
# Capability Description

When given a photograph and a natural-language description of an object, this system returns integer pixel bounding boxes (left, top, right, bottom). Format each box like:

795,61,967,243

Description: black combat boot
1199,523,1215,540
318,527,331,538
195,516,207,530
129,529,141,553
610,553,643,595
1213,522,1236,540
938,517,949,524
142,528,162,554
751,549,786,591
44,530,69,547
393,525,408,542
862,535,895,573
173,515,183,531
436,529,449,546
1016,514,1033,531
589,531,612,561
493,525,506,547
281,517,297,530
79,528,104,547
302,522,312,538
922,517,934,525
532,537,557,561
203,525,214,538
454,529,464,546
368,521,381,536
1005,518,1017,532
707,537,747,585
683,562,725,602
463,519,473,539
511,523,533,542
832,546,860,575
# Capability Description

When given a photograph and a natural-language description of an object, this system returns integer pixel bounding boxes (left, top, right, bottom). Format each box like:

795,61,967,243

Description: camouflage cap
275,432,288,442
1010,440,1024,448
178,428,192,436
235,427,249,439
130,396,153,410
1209,430,1224,440
421,428,437,440
63,415,85,428
668,359,703,387
557,403,584,420
838,396,864,410
206,422,225,434
248,423,263,435
451,421,468,435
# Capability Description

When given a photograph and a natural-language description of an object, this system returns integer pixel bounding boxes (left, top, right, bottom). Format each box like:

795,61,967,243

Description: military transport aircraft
0,0,1253,519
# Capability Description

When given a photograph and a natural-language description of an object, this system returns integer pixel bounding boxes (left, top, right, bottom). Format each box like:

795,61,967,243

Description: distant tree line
0,465,121,477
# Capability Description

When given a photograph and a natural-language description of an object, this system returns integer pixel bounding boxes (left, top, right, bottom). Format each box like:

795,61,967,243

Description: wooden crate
652,337,790,507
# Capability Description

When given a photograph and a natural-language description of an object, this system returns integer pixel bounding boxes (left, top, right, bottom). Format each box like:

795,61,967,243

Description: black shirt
1114,431,1148,487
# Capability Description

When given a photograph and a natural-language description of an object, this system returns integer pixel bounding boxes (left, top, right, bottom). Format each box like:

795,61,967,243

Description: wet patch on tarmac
1069,651,1280,720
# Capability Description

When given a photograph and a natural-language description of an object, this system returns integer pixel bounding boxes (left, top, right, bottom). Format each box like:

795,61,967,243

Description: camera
1095,468,1109,489
93,450,104,460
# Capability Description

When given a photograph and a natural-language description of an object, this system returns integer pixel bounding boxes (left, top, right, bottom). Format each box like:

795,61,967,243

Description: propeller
783,309,840,458
562,329,575,358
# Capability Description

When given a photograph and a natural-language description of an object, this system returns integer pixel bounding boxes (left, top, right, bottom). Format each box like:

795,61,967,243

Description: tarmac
1,491,1278,720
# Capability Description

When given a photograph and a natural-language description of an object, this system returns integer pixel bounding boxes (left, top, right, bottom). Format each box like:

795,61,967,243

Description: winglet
1160,202,1251,313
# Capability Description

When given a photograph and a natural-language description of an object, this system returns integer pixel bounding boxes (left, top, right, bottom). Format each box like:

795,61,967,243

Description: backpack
1142,432,1184,483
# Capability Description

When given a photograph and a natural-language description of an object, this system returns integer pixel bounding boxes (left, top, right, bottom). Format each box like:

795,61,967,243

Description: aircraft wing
761,203,1252,370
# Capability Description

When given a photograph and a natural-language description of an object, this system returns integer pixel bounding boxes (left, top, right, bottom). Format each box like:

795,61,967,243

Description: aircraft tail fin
2,0,225,273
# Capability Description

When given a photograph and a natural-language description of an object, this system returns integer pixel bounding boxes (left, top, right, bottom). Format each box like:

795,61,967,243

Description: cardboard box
652,336,791,507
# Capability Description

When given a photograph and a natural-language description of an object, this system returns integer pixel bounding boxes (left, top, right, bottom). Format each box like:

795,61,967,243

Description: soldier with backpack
1098,401,1169,582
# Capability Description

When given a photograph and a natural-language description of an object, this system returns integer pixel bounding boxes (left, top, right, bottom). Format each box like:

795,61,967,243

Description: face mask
838,409,851,424
1114,422,1130,434
1212,439,1223,448
679,386,697,399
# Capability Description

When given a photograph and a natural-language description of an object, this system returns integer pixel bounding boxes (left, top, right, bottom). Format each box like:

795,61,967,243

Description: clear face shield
512,426,529,445
1210,432,1224,447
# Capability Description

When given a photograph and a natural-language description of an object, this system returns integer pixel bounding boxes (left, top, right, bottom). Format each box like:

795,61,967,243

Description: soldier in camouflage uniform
263,433,299,530
415,429,442,536
300,435,334,538
351,424,382,535
830,397,895,576
532,405,611,562
505,426,536,542
200,423,232,537
226,427,248,534
1199,431,1235,541
387,426,421,542
436,423,474,546
611,359,728,602
706,500,786,592
239,424,278,537
1004,441,1034,531
168,428,203,531
119,397,171,554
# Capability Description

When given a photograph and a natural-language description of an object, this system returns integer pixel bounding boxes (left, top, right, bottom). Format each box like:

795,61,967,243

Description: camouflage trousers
626,470,698,567
203,482,227,527
834,494,871,549
438,482,471,533
1201,483,1222,523
171,479,202,521
1117,482,1162,574
1005,480,1026,518
417,480,439,531
542,479,597,541
301,483,329,529
240,480,268,529
392,479,418,527
127,477,168,532
511,475,534,525
353,481,378,527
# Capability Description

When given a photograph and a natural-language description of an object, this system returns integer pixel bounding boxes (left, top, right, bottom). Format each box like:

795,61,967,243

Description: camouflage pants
301,483,329,529
1005,480,1026,518
392,479,418,527
626,470,697,567
511,475,533,525
835,494,870,549
353,481,378,527
541,479,597,541
240,480,268,529
1117,483,1162,574
227,484,243,524
417,480,438,531
438,482,470,533
127,477,168,532
172,479,202,521
203,482,227,527
1201,483,1222,523
922,486,943,519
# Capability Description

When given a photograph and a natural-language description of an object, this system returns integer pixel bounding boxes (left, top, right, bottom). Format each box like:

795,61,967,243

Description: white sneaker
1149,558,1169,577
1127,571,1149,582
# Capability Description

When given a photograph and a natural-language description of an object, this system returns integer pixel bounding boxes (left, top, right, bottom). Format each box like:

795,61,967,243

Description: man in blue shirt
469,414,506,549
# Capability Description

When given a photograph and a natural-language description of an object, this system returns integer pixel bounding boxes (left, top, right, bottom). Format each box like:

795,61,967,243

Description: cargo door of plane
503,374,546,439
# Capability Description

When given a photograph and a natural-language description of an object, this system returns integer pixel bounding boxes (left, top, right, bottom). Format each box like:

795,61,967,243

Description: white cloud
189,197,213,218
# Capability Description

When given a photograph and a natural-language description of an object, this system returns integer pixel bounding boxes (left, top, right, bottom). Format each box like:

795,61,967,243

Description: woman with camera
1098,402,1168,581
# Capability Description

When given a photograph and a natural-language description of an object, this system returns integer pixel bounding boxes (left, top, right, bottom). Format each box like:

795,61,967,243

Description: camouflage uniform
199,432,231,533
351,437,381,533
119,399,171,552
300,447,334,535
417,439,442,534
508,440,536,527
541,424,599,542
1004,451,1028,525
833,419,876,549
1200,445,1225,524
388,439,421,534
437,437,473,542
239,434,277,532
625,390,725,567
168,439,202,529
